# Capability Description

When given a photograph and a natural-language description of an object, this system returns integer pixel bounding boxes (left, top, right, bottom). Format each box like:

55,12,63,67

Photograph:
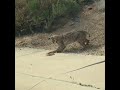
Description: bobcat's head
48,35,59,43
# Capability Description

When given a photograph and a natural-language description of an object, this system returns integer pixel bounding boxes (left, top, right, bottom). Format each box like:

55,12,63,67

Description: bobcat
47,31,90,56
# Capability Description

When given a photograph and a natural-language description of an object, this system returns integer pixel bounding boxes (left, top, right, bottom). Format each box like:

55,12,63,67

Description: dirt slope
15,0,105,56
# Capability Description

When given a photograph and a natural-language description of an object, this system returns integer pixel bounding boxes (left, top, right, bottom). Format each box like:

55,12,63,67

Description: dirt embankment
15,0,105,56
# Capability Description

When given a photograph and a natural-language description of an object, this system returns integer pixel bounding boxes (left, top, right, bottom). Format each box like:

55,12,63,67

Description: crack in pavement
27,80,45,90
16,60,104,90
16,72,101,89
60,60,105,74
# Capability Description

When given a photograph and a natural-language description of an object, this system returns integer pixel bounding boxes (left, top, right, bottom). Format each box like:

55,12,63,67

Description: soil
15,0,105,56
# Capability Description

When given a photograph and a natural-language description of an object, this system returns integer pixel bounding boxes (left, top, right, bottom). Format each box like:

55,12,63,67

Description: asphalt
15,47,105,90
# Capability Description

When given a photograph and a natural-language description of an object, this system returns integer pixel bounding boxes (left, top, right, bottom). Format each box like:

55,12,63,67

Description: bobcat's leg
46,44,66,56
55,45,66,53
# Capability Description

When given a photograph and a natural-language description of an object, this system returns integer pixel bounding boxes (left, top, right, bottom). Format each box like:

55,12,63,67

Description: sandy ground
15,1,105,90
15,47,105,90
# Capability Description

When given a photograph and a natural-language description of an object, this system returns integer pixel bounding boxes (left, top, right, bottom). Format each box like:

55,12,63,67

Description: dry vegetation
15,0,89,36
15,0,105,56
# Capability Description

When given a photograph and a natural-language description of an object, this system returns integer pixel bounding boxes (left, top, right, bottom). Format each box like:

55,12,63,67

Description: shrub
15,0,93,36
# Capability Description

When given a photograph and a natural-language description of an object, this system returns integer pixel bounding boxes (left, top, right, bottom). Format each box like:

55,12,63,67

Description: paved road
15,48,105,90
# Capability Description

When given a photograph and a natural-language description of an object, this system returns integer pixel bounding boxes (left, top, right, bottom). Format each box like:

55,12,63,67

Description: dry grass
15,0,105,56
15,0,81,36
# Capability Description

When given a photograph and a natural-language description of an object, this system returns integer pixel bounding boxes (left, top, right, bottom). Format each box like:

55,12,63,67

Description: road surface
15,47,105,90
